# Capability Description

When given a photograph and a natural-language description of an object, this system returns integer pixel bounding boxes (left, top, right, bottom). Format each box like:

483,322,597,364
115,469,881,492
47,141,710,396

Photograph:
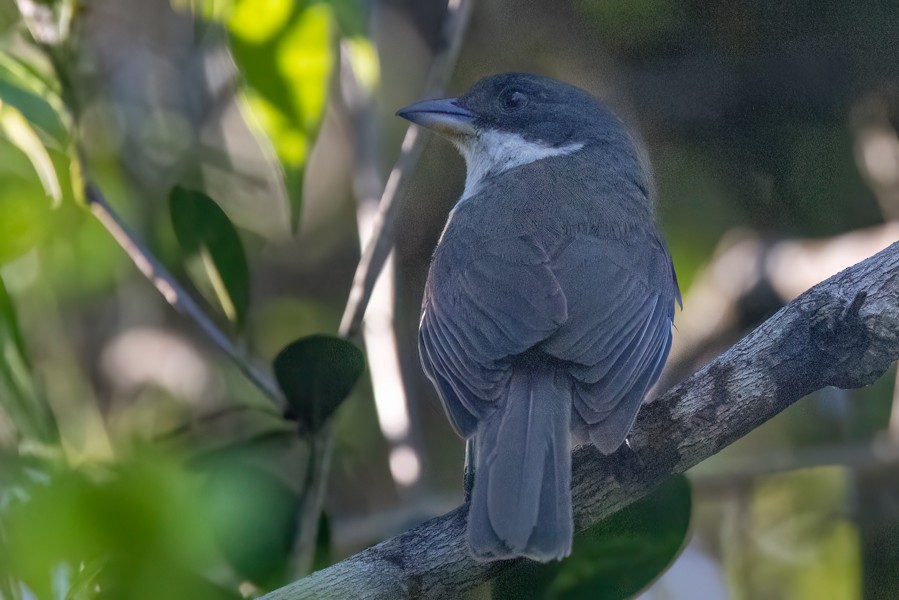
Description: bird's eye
499,89,528,113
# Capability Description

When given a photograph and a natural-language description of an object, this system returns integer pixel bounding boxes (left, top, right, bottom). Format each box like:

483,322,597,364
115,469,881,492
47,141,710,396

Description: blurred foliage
0,275,57,445
199,440,301,588
169,186,250,328
0,449,280,599
0,0,896,599
0,1,357,595
0,101,61,204
577,0,686,50
182,0,343,226
722,467,860,600
493,475,691,599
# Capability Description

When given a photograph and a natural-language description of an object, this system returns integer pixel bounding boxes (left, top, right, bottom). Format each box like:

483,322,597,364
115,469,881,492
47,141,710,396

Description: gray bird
397,73,680,562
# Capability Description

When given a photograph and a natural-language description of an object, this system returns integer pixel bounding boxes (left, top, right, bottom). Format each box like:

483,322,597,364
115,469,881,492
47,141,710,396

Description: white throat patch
454,130,584,202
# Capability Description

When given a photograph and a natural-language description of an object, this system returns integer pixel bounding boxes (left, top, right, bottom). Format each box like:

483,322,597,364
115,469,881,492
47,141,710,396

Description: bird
397,72,680,563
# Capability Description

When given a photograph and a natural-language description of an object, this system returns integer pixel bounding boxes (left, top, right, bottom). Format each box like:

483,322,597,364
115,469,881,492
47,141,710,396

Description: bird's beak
396,98,475,137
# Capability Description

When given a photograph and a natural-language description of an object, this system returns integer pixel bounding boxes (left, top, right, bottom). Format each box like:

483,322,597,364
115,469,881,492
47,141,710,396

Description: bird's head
397,72,642,197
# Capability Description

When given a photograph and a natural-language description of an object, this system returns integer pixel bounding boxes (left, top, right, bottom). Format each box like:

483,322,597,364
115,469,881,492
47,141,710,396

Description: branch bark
262,242,899,599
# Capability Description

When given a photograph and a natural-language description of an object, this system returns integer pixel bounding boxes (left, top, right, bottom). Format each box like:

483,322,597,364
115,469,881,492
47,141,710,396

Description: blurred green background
1,0,898,598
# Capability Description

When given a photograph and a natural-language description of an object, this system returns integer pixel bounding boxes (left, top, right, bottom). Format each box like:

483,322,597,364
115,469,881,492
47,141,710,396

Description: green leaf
204,460,299,587
64,557,108,600
273,335,365,433
0,100,63,205
0,275,58,444
169,186,250,328
493,474,692,600
0,78,67,144
0,177,50,265
0,453,230,600
226,1,337,227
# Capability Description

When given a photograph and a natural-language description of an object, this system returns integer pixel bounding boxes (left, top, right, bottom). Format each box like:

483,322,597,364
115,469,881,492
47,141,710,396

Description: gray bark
262,241,899,600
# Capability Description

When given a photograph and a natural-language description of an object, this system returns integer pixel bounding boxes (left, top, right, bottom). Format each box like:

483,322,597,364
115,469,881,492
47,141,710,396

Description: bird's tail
467,366,572,562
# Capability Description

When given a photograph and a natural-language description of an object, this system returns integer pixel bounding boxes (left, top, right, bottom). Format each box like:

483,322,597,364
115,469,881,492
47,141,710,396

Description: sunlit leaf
493,475,692,600
171,0,234,20
169,186,250,328
343,36,380,95
0,274,58,444
241,93,307,166
227,1,337,226
277,4,333,132
228,0,292,43
0,100,62,205
273,334,365,433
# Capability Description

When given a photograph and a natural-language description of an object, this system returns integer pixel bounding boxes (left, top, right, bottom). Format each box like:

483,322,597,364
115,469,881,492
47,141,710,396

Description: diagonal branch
290,0,475,575
338,0,474,339
262,242,899,599
85,184,286,408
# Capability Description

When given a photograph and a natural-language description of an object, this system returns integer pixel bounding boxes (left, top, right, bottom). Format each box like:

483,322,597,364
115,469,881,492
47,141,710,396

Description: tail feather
468,367,572,562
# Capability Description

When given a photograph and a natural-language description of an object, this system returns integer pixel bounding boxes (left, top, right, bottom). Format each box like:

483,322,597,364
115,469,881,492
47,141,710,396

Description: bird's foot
624,435,645,470
464,438,476,502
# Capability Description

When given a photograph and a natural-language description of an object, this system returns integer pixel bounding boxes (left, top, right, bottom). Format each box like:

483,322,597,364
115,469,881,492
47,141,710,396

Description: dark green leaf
0,275,58,444
273,335,365,433
0,78,66,144
205,461,298,587
169,186,250,328
493,475,692,600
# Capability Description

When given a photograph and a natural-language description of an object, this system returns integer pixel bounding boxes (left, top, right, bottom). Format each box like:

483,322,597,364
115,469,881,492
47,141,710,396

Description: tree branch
338,0,474,339
290,0,475,573
262,242,899,599
85,184,286,408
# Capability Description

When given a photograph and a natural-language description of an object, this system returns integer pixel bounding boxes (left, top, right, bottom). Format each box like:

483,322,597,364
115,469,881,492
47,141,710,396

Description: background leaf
0,452,240,600
226,1,336,226
493,474,692,600
204,458,299,587
169,186,250,328
0,75,66,144
0,100,62,205
0,275,58,444
273,334,365,433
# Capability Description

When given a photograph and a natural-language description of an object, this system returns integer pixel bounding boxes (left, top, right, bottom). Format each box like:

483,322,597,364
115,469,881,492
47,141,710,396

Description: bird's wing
540,231,678,453
419,233,568,438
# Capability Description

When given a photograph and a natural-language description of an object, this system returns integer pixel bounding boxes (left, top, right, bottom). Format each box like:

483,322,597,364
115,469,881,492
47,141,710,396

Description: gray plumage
400,73,679,562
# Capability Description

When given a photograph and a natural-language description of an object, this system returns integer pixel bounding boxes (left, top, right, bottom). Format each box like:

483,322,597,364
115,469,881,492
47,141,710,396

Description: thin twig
85,184,286,409
292,422,335,575
340,36,421,491
338,0,474,339
291,0,475,574
19,0,288,411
